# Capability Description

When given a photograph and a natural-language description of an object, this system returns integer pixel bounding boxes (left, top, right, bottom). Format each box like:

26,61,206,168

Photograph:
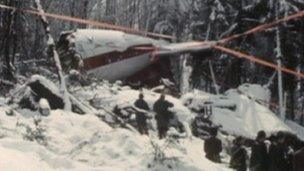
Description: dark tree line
0,0,24,80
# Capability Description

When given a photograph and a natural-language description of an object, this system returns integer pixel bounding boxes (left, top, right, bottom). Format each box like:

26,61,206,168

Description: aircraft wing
155,41,216,56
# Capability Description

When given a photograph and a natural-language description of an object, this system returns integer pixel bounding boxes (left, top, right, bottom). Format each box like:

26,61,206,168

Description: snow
0,139,104,171
30,75,61,97
180,55,193,94
39,98,51,116
0,144,53,171
39,98,50,109
0,82,302,170
70,29,168,59
182,84,295,139
0,97,5,106
0,106,229,171
63,29,214,61
286,121,304,141
237,84,271,103
74,84,195,128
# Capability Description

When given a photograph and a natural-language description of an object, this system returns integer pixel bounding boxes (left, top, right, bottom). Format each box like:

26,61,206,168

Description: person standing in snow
230,136,248,171
204,128,222,163
134,93,150,135
249,131,269,171
269,132,294,171
153,94,174,139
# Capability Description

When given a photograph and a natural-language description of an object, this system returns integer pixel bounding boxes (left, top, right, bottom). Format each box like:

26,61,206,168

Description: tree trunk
106,0,116,24
34,0,71,111
1,0,17,80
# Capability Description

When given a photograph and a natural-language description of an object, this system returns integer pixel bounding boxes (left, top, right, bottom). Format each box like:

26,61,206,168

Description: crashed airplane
57,29,214,85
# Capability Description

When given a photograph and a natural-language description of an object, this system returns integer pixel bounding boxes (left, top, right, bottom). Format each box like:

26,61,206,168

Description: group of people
134,93,304,171
230,130,304,171
134,93,175,139
204,129,304,171
203,129,304,171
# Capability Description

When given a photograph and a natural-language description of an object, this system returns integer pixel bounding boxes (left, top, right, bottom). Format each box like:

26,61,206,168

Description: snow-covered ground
0,108,229,171
181,84,295,139
286,120,304,140
0,82,303,170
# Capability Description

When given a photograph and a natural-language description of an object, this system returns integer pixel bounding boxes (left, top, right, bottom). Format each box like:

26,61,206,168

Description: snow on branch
34,0,71,111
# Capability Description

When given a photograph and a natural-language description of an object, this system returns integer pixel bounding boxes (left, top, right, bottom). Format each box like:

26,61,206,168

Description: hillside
0,80,302,170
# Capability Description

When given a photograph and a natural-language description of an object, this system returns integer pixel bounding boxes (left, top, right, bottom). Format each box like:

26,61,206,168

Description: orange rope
0,4,303,116
0,4,303,42
219,10,304,44
0,4,175,40
1,3,303,43
213,45,304,79
1,4,304,79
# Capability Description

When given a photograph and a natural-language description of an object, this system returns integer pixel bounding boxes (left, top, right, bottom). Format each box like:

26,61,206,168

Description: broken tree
33,0,71,111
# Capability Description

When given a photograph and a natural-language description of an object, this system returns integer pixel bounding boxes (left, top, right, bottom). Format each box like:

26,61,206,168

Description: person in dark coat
249,131,269,171
293,147,304,171
230,136,248,171
134,93,150,135
153,94,174,139
204,128,222,163
269,131,294,171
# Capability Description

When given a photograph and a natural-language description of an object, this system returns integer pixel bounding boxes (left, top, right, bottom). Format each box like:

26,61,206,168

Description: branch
34,0,71,111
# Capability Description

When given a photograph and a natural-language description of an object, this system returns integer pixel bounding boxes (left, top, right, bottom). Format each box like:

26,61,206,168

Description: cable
219,10,304,44
1,3,302,120
213,45,304,79
1,3,304,85
0,4,175,40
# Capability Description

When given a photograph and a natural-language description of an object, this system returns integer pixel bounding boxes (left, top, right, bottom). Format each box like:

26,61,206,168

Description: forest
0,0,304,123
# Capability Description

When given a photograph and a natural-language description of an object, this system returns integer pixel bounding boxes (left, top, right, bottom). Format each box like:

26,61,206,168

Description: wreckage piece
39,98,51,116
89,97,138,132
18,75,93,114
69,94,96,114
27,75,64,110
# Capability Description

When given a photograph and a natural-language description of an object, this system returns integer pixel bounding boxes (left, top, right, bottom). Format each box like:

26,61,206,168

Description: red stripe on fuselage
83,45,155,70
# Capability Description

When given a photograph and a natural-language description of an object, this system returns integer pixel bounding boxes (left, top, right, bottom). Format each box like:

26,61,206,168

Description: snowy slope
0,106,230,171
0,108,114,171
0,82,301,170
72,82,197,138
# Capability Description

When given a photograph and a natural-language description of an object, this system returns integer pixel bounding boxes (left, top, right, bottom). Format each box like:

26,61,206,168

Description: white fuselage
87,52,152,81
68,29,167,81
